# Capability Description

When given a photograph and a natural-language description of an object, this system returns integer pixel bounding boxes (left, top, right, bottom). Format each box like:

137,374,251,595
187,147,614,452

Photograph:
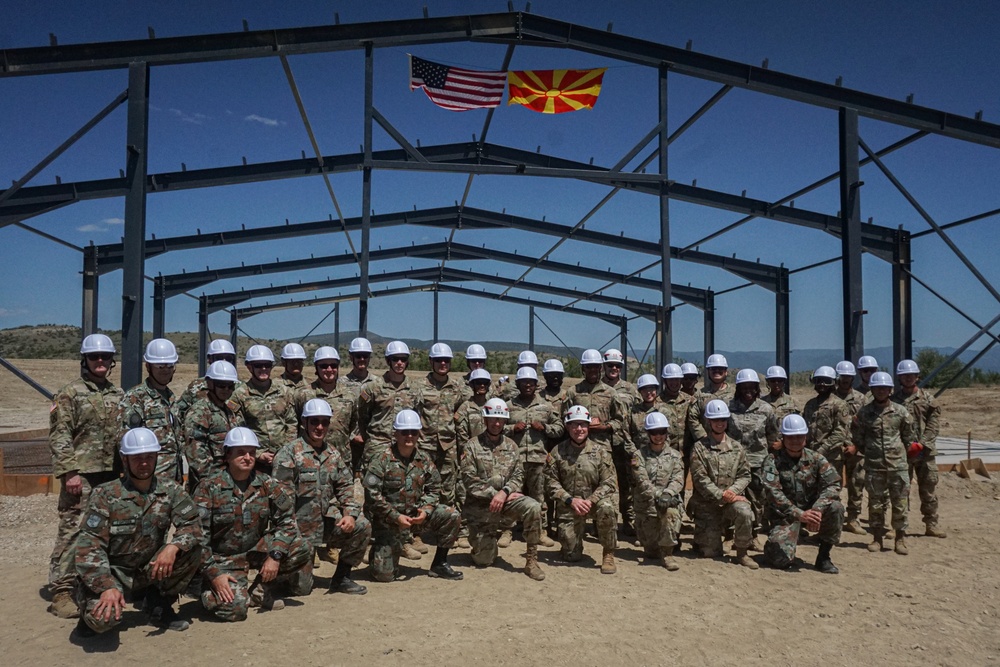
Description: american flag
409,55,505,111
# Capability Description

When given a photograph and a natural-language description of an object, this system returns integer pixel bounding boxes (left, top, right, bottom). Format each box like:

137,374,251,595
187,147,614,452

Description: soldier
174,338,238,424
229,345,298,473
834,361,868,535
455,368,492,445
658,363,695,458
119,338,183,482
341,337,375,477
679,362,700,397
761,414,843,574
856,372,917,555
195,427,314,620
802,366,852,477
273,399,371,595
626,374,674,455
602,348,640,406
893,359,946,539
460,398,546,580
72,428,204,637
363,410,463,582
544,405,619,574
685,354,734,447
416,342,465,507
47,333,124,618
494,350,538,401
357,340,422,471
183,360,243,489
630,412,684,571
539,358,568,410
561,349,629,455
857,355,879,394
689,399,757,569
278,343,308,390
293,346,358,468
762,365,800,421
459,343,489,402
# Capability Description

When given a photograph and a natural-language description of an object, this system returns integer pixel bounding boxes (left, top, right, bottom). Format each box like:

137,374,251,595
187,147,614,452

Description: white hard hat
313,346,340,363
869,371,894,388
896,359,920,375
385,340,410,357
429,342,453,359
281,343,306,360
80,334,115,355
120,427,161,455
301,398,333,419
542,359,565,374
765,365,787,380
836,361,856,377
812,366,837,381
517,350,538,366
680,363,699,376
348,337,373,354
468,368,491,383
143,338,179,364
206,360,239,383
644,412,670,431
465,344,487,360
482,397,510,419
735,368,759,385
661,363,683,379
706,354,728,368
857,355,878,370
780,414,809,436
207,339,236,357
564,404,591,424
393,409,422,430
704,399,731,420
245,345,275,363
224,426,260,449
580,349,603,365
516,367,539,382
637,374,660,390
603,349,624,365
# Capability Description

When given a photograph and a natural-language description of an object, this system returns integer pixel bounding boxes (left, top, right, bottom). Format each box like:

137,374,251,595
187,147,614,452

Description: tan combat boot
48,591,80,619
498,530,514,548
867,531,884,552
411,536,430,554
401,543,423,560
662,546,680,572
843,519,867,535
894,530,908,555
734,548,759,570
318,546,340,566
524,545,545,581
600,549,617,574
925,524,947,539
538,533,556,548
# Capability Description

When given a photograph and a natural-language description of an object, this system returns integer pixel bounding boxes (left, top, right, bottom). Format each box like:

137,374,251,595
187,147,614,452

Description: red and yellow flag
507,68,607,114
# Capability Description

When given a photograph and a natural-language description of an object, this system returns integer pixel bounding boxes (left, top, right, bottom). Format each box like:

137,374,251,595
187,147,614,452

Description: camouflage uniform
119,378,183,482
272,437,371,566
340,370,374,475
174,377,209,426
460,432,542,565
802,394,851,476
606,378,641,408
836,387,869,523
74,477,205,633
357,373,422,470
893,387,941,528
539,386,569,450
48,373,123,592
507,394,562,530
625,398,675,455
688,434,753,554
183,396,243,489
363,445,461,582
294,380,359,467
416,373,465,506
228,380,298,466
685,384,736,444
856,400,915,534
762,392,800,421
544,438,618,560
194,469,313,622
280,372,306,391
761,448,844,567
659,391,696,456
454,398,488,446
630,444,684,555
727,397,780,527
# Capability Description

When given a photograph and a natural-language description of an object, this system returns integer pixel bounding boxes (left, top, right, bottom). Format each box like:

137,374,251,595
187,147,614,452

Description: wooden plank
0,429,48,442
0,473,56,496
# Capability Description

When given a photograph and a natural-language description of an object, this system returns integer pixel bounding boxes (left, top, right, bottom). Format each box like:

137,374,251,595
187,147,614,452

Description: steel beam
619,318,628,381
433,289,439,342
657,64,672,372
775,268,791,373
152,275,166,337
334,302,340,348
840,109,865,364
360,42,373,336
81,245,99,335
892,230,913,362
229,311,238,348
528,306,535,350
704,291,716,367
198,295,209,375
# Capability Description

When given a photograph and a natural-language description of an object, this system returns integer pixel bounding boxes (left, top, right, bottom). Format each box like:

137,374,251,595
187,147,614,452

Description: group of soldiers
46,332,945,638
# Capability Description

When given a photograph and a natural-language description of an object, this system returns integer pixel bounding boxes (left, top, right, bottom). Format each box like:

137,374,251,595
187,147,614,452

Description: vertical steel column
703,291,716,366
657,64,673,372
358,43,373,336
198,295,209,376
120,62,150,390
839,108,865,364
775,268,791,372
152,275,165,338
892,228,913,362
433,290,440,342
334,302,340,349
229,311,238,349
528,306,535,349
81,244,99,335
619,318,628,380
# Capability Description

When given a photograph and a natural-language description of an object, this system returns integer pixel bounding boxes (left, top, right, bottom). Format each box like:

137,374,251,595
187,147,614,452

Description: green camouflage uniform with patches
727,397,780,527
294,380,359,468
182,396,243,489
119,378,183,482
228,380,298,465
454,398,488,446
802,394,852,476
659,391,696,456
357,373,422,470
607,378,640,409
762,392,800,421
280,373,306,391
507,393,562,528
175,377,243,426
836,387,868,522
625,398,675,455
856,400,915,534
892,387,942,529
544,438,618,560
630,443,684,555
685,384,736,444
416,373,465,506
688,434,753,554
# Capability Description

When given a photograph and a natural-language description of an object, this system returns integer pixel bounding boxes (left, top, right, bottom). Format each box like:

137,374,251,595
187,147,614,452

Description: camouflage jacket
625,399,675,455
175,376,243,426
506,394,562,464
836,387,868,448
363,445,443,527
280,373,306,391
183,397,243,483
228,380,298,455
193,469,299,580
762,448,841,524
689,434,751,504
802,395,852,462
460,432,524,505
856,401,916,472
340,370,374,401
75,476,203,593
294,380,359,465
493,380,519,402
686,383,735,443
544,438,618,505
454,398,487,447
892,388,940,456
49,374,124,477
605,378,640,409
538,386,569,409
357,373,422,446
561,380,630,449
659,391,696,453
119,378,181,459
417,373,465,451
762,392,801,422
630,444,684,516
727,397,780,469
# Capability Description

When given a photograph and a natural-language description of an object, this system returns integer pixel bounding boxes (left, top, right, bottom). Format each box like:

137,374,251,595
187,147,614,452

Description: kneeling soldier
630,412,684,570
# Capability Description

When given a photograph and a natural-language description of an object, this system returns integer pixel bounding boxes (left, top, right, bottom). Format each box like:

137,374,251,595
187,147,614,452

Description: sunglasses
317,362,340,370
388,356,408,364
250,363,273,370
351,353,371,359
86,353,113,361
152,363,175,370
213,382,235,390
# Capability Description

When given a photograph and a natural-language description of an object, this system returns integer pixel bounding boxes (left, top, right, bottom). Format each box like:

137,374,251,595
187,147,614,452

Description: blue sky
2,0,999,365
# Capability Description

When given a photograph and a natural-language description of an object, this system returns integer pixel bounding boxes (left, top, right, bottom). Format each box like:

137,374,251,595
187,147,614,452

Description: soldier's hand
337,515,356,532
93,588,125,623
260,556,280,582
410,509,428,525
721,489,738,504
845,444,857,456
512,421,527,432
352,435,364,445
800,509,822,532
590,417,603,428
258,451,276,464
64,473,83,496
489,490,508,513
211,574,238,604
570,498,591,516
507,491,524,502
150,544,180,580
530,421,545,431
397,514,413,528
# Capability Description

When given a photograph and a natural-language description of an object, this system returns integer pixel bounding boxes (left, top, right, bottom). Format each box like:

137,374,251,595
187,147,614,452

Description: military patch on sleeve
86,513,103,529
128,410,144,428
363,473,381,490
765,470,776,483
175,498,198,520
198,506,211,521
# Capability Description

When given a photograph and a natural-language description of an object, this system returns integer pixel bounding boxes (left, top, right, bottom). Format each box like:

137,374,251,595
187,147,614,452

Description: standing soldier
119,338,183,482
72,428,204,637
626,374,674,454
174,338,238,424
229,345,298,473
363,410,463,582
47,333,123,619
357,340,422,471
460,343,489,402
685,354,734,447
834,361,868,535
293,346,358,468
802,366,852,478
544,405,619,574
761,414,843,574
340,337,375,478
762,365,799,421
278,343,308,390
893,359,946,539
658,364,695,458
496,350,538,401
679,362,700,397
416,343,465,508
195,427,314,620
602,348,640,406
460,398,546,580
273,400,371,595
630,412,684,571
455,368,492,445
539,358,568,410
857,372,917,555
857,355,879,394
183,360,243,489
689,400,757,569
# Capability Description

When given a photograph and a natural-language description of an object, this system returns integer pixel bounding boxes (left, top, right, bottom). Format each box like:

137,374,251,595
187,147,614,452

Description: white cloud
101,217,124,225
168,107,209,124
245,114,282,127
76,223,106,232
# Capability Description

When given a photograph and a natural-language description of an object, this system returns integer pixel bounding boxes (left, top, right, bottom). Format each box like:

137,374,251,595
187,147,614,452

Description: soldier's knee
84,609,122,634
763,540,794,569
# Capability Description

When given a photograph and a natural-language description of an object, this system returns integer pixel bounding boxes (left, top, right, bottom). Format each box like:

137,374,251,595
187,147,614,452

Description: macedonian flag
507,68,607,114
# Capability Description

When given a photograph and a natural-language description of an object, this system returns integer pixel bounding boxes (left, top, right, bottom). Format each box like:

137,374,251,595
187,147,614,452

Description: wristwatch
268,550,285,561
564,496,573,507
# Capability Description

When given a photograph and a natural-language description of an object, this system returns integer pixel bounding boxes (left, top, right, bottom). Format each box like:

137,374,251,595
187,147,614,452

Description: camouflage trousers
464,496,541,566
422,444,458,507
369,504,461,582
78,543,205,634
763,501,844,568
866,468,909,533
612,445,635,528
844,451,866,520
321,514,372,566
908,456,939,527
688,497,753,553
633,505,681,554
552,498,617,560
744,467,766,531
49,471,117,592
523,462,548,530
350,439,365,477
201,537,314,622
